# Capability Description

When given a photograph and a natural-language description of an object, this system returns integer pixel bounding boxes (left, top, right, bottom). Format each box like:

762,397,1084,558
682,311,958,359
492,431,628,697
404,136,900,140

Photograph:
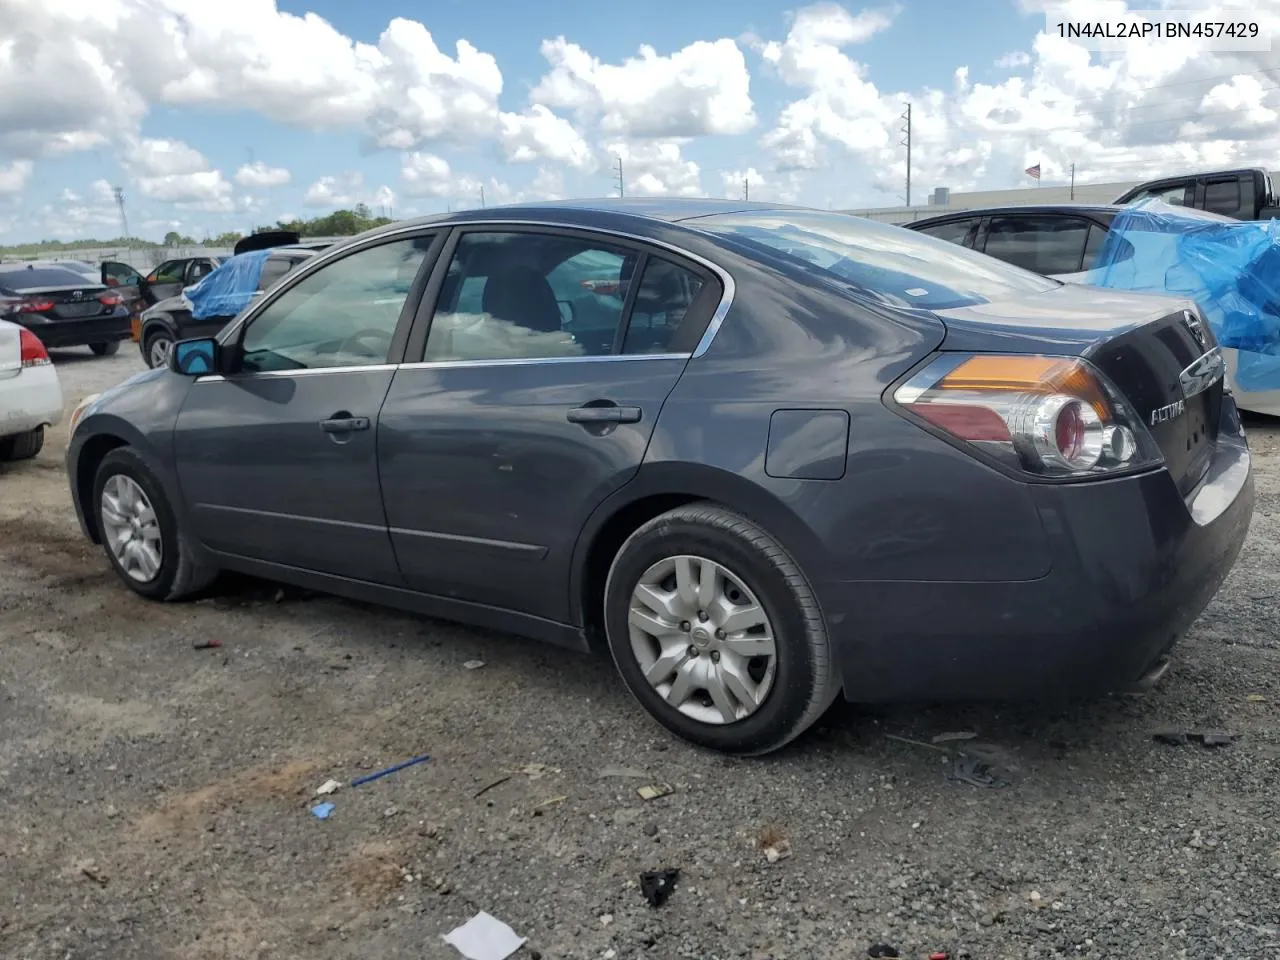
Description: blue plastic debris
351,753,432,788
184,249,273,321
1088,199,1280,391
310,802,335,819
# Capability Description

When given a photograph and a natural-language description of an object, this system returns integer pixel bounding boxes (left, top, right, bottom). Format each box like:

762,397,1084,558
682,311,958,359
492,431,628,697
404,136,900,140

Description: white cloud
0,160,34,195
757,0,1280,202
531,36,756,138
124,137,233,210
499,105,595,170
304,171,395,210
234,161,292,188
606,141,703,197
400,153,456,198
0,1,505,158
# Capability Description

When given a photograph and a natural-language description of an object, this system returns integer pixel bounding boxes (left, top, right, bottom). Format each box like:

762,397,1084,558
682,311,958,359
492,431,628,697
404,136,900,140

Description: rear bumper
826,412,1254,703
0,364,64,437
18,311,132,348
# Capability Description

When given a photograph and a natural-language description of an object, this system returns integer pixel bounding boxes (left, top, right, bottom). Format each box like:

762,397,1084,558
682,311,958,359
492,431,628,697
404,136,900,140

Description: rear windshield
0,265,98,292
695,210,1058,310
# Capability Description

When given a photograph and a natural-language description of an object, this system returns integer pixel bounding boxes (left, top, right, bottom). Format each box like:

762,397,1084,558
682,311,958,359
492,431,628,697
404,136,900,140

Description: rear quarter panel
642,254,1055,584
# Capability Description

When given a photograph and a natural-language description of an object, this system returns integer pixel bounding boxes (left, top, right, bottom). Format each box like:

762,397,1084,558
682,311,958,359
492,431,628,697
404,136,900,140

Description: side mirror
169,337,220,376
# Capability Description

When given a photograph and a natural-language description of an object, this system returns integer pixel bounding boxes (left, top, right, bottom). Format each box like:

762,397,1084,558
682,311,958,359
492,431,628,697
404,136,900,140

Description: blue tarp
184,249,272,322
1087,199,1280,391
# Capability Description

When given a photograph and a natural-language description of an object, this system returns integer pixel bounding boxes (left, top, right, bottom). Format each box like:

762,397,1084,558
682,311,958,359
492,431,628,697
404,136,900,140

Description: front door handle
320,415,370,434
566,404,642,425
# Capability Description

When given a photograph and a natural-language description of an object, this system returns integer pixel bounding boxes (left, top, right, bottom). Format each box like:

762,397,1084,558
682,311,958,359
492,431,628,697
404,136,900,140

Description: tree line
0,205,396,257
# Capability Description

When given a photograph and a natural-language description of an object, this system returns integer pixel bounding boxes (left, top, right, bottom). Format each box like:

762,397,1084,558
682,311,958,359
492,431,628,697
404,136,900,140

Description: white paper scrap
441,911,527,960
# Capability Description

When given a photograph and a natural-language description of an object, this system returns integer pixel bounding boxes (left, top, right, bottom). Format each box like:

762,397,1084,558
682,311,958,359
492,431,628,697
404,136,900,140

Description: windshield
694,209,1058,310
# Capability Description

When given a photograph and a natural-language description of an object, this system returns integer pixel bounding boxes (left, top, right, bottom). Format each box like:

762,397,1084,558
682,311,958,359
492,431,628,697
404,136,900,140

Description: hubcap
100,474,163,583
627,555,777,725
149,337,172,368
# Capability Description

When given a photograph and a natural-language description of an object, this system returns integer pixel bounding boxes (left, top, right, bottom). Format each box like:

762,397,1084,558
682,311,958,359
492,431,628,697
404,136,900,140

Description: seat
482,265,562,333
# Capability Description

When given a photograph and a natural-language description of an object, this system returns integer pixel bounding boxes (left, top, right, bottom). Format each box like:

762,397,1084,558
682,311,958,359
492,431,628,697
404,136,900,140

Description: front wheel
143,330,173,369
89,341,120,356
92,447,217,601
603,503,838,755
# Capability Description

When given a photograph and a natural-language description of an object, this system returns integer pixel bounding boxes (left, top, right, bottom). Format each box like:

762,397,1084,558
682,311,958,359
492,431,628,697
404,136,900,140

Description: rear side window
915,219,977,246
623,258,705,355
1203,178,1245,218
983,216,1090,275
0,266,94,291
257,256,295,291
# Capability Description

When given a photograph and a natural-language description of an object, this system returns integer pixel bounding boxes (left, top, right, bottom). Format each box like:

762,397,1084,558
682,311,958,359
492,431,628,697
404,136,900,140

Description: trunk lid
935,284,1223,496
20,284,114,321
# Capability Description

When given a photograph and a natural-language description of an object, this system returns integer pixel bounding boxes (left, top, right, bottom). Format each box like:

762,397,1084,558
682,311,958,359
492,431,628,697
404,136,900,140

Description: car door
101,260,145,311
979,214,1093,276
1200,176,1249,219
376,225,724,623
144,259,188,304
171,231,442,582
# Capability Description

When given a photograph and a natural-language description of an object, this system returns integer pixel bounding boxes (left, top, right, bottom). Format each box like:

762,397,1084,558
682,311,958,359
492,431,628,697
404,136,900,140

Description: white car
0,319,63,460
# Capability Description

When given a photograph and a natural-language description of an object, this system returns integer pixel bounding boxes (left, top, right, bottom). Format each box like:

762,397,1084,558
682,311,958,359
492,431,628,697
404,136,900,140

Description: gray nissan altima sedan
65,199,1254,755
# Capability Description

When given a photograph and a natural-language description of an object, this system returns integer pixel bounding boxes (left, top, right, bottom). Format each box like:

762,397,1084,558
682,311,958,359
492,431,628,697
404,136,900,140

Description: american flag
1025,163,1041,181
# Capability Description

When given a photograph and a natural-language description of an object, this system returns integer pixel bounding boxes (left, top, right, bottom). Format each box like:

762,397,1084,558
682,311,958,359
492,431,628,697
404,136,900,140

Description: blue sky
5,0,1278,242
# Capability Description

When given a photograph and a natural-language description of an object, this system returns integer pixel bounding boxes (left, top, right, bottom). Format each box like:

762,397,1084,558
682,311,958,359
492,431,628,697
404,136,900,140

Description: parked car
102,255,224,331
1114,167,1280,221
138,246,318,368
0,262,130,356
904,203,1280,414
0,320,62,460
65,200,1253,755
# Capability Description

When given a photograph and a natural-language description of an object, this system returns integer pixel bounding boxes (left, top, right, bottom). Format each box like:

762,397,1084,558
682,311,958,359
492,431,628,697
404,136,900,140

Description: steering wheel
338,327,394,361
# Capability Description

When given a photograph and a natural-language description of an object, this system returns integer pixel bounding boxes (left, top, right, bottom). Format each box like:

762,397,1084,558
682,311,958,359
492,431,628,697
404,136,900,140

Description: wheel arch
140,314,178,346
569,463,828,649
70,418,171,544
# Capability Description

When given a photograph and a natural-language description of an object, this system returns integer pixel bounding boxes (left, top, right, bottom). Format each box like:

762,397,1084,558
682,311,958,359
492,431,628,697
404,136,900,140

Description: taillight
891,353,1163,479
19,328,50,367
98,293,122,306
0,297,54,315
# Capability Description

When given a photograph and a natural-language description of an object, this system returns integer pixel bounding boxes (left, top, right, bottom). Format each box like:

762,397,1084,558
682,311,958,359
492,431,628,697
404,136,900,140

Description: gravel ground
2,346,1279,960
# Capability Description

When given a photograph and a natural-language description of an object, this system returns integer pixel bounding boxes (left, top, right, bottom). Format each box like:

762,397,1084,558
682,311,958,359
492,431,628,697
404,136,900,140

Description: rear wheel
143,329,173,369
603,503,838,755
90,341,120,357
0,426,45,461
92,447,217,601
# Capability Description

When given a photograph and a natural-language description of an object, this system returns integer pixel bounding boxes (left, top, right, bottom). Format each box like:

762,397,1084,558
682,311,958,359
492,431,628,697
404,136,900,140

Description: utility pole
743,178,749,201
112,186,130,241
1070,162,1076,201
899,103,912,207
615,157,625,198
480,185,485,208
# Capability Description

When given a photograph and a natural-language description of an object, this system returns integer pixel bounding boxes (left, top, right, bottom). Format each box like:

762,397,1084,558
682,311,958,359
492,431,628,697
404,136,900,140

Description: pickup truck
1115,167,1280,222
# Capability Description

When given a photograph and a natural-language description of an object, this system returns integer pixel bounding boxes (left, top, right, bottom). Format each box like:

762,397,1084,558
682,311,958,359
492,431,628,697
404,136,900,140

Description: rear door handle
566,405,642,424
320,416,370,433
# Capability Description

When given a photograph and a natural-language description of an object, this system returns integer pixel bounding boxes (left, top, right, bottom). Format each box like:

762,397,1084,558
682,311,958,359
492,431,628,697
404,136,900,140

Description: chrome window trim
214,218,736,369
192,352,690,383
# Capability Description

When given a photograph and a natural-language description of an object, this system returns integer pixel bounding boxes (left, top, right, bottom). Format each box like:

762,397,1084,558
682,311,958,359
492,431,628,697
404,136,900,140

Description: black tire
603,503,838,756
142,329,173,369
90,341,120,356
91,447,218,601
0,426,44,461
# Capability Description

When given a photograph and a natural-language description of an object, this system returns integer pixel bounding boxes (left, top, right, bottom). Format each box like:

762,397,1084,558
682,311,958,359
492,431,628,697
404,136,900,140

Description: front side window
1131,182,1192,207
697,210,1057,311
424,232,636,361
257,256,297,292
238,235,433,373
983,216,1090,276
148,261,184,284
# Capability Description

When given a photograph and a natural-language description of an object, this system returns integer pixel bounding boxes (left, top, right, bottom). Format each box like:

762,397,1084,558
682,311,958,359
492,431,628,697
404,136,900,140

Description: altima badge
1150,399,1186,425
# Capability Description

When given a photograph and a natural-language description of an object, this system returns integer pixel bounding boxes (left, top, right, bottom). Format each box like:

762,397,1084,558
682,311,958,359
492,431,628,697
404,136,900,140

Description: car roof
907,204,1124,225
